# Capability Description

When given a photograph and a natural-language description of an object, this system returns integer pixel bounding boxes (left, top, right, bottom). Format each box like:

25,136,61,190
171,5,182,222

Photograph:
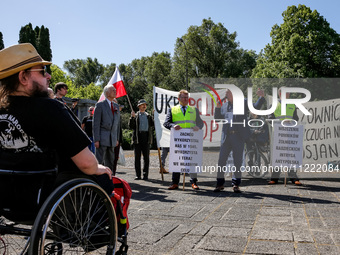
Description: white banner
271,123,304,168
153,86,340,165
169,129,203,173
153,86,225,148
298,98,340,164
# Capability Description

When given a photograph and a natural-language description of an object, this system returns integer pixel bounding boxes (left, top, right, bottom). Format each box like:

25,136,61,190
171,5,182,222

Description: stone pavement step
116,150,340,254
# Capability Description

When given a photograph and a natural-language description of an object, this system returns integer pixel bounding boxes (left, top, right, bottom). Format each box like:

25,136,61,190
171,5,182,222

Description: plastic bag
117,146,126,166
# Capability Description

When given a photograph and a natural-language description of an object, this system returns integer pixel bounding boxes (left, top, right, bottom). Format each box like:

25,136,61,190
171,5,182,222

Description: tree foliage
49,65,102,101
0,32,4,50
19,23,36,47
49,64,73,88
171,18,257,91
63,58,104,87
252,5,340,79
36,26,52,62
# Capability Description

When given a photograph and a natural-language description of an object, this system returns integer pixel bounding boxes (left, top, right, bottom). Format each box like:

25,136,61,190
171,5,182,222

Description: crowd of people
0,43,302,200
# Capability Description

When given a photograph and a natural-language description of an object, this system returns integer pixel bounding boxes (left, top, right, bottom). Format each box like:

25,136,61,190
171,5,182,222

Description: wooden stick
182,173,186,191
157,147,164,181
125,94,134,112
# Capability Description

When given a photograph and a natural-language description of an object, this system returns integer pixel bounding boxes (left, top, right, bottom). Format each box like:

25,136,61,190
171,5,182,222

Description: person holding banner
214,88,265,193
164,89,204,190
268,88,302,186
129,99,154,180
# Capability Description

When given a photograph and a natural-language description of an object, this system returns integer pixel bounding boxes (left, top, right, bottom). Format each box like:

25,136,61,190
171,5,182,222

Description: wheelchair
0,168,128,254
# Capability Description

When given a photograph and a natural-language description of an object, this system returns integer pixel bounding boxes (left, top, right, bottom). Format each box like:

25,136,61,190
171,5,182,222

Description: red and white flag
98,67,127,101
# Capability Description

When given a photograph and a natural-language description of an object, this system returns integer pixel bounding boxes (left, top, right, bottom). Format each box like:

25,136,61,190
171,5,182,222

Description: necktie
182,106,186,116
111,102,115,115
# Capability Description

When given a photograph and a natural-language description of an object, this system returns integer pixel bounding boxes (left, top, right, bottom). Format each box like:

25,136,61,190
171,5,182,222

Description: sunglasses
27,66,48,77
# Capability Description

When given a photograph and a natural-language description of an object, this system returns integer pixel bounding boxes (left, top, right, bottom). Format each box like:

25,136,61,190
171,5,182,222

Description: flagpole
125,94,134,112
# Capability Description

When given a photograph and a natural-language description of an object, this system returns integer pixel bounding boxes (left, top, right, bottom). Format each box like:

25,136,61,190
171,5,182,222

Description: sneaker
233,185,241,193
168,184,179,190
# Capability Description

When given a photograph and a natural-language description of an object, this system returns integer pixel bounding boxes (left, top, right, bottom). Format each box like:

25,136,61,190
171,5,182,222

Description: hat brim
138,103,148,107
0,60,51,80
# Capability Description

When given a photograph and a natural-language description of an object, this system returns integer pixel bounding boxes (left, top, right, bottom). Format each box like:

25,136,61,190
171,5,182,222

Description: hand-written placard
169,128,203,173
271,122,304,168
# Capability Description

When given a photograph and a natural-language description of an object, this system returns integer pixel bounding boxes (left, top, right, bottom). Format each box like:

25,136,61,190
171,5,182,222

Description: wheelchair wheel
0,217,31,255
0,237,5,255
29,178,117,255
245,149,269,178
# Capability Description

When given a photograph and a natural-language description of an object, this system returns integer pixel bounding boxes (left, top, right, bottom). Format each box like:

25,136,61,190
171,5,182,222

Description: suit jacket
93,100,121,147
214,97,265,143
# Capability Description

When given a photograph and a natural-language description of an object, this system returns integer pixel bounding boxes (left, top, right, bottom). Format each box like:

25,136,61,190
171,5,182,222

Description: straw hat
0,43,51,79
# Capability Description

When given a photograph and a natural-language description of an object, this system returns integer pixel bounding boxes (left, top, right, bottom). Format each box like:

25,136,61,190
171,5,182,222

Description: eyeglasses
27,66,48,77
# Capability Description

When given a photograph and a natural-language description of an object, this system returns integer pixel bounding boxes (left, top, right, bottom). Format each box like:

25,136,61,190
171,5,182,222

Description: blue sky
1,0,339,70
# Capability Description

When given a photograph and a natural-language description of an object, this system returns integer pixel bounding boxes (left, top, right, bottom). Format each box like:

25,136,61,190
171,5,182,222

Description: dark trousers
112,143,120,176
216,134,244,187
95,145,115,173
134,132,150,178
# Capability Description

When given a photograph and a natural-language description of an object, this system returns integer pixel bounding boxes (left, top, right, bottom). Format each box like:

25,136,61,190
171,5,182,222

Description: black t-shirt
0,96,90,172
82,115,93,137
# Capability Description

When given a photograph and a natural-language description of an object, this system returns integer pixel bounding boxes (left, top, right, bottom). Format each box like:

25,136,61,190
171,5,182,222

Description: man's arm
293,108,299,121
128,112,136,129
71,147,112,178
214,100,225,119
252,88,266,110
149,113,155,127
93,103,102,148
195,108,204,129
163,108,175,130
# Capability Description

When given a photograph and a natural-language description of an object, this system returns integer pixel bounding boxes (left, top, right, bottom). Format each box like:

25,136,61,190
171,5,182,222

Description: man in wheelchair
0,43,114,222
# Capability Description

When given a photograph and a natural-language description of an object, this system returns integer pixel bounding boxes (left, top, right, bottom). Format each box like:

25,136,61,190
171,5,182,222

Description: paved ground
117,150,340,255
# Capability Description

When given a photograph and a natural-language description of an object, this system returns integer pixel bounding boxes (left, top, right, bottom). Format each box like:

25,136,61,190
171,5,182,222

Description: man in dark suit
214,88,265,193
93,85,121,173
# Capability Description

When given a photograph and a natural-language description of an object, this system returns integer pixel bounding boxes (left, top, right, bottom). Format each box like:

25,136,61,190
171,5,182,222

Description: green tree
126,57,150,107
49,64,74,91
100,63,117,88
172,18,256,91
36,26,52,61
0,32,4,50
49,65,102,101
144,52,173,89
63,58,104,87
252,5,340,79
68,82,103,101
18,23,36,48
36,26,52,74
